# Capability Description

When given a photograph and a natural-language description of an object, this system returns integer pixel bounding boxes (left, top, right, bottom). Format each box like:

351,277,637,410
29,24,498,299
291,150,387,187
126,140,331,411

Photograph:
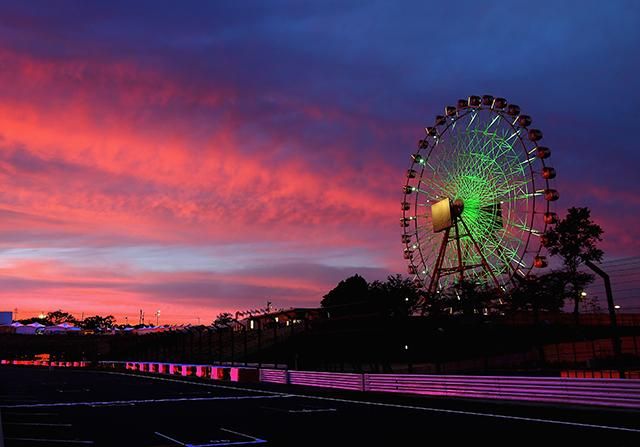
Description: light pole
585,260,623,377
156,310,160,326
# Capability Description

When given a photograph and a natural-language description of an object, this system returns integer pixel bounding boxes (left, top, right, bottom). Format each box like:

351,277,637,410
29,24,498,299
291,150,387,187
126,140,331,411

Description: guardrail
260,368,288,384
363,374,640,409
99,360,259,382
0,360,89,367
260,369,640,409
7,360,633,409
288,370,363,391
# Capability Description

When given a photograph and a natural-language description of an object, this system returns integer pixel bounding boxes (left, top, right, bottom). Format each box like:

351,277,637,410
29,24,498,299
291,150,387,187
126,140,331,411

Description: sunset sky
1,1,639,323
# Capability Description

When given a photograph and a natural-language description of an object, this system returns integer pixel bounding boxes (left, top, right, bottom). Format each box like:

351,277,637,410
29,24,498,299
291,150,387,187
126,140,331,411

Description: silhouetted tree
507,272,566,320
213,312,234,328
369,274,421,318
320,274,370,315
80,315,116,331
543,207,603,323
46,310,78,325
438,280,499,318
17,316,48,325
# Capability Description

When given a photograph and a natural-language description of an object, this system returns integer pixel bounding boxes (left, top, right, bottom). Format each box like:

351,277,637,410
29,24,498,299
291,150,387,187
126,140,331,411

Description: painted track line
99,371,289,396
155,432,186,446
290,393,640,434
98,370,640,434
0,394,291,409
190,428,267,447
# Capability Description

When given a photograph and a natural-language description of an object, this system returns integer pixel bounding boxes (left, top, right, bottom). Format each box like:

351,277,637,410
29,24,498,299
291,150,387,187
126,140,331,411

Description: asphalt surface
0,367,639,446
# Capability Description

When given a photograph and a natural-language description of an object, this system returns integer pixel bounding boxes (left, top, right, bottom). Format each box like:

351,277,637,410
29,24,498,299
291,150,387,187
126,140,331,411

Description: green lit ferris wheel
401,95,559,301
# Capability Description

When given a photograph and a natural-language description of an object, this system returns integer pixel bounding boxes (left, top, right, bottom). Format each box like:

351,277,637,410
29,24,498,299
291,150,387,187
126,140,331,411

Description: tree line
18,311,116,331
320,207,606,323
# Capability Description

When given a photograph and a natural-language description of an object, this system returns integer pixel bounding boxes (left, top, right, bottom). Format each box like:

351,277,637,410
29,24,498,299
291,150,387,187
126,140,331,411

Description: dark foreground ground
0,367,639,446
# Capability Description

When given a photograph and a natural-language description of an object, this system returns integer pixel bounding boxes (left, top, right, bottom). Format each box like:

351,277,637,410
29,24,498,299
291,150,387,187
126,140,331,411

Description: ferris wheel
401,95,558,301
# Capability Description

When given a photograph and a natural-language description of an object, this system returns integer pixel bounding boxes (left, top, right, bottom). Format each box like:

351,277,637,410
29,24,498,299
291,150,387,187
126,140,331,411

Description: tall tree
320,274,370,315
80,315,116,331
543,207,603,323
508,272,566,319
438,280,499,318
369,274,421,318
213,312,234,328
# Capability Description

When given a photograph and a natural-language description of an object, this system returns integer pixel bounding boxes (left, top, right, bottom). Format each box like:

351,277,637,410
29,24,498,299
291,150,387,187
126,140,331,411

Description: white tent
56,322,81,332
16,325,37,334
42,322,79,334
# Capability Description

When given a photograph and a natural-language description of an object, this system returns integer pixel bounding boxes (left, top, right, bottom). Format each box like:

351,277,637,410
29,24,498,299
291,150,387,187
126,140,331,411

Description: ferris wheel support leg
426,227,451,311
458,217,501,291
453,218,464,285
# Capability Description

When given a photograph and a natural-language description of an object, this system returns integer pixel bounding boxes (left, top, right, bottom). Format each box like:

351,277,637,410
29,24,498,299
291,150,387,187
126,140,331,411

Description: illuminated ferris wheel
401,95,558,300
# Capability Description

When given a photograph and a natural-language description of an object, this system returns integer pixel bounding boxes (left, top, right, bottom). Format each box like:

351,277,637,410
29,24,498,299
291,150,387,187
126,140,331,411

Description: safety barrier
259,368,640,409
363,374,640,409
99,360,257,383
0,359,89,367
89,361,640,409
260,368,288,384
288,370,363,391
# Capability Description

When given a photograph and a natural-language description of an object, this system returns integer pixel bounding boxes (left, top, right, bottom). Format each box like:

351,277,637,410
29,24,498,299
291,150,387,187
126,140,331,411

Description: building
238,307,324,331
0,311,13,325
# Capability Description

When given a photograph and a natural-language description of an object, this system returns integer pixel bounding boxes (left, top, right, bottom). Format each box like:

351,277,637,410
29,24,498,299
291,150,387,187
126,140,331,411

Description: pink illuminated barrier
100,361,259,383
362,374,640,409
98,362,640,409
287,370,364,391
259,369,640,409
0,359,89,367
259,368,288,384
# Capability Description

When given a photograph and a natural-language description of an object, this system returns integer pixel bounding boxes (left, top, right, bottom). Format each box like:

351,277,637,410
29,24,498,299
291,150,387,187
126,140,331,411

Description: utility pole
585,260,623,377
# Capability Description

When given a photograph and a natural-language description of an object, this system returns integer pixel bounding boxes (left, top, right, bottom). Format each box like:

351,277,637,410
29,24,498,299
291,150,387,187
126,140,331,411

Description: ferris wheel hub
452,199,464,218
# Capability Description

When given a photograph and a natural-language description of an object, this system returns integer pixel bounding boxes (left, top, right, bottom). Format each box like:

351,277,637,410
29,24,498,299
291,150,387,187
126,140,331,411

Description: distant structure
585,256,640,313
401,95,558,310
0,311,12,325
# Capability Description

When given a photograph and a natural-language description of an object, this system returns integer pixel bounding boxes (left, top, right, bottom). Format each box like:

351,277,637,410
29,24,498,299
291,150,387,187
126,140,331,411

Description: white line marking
155,431,186,445
220,428,262,440
4,438,93,444
0,394,290,409
100,371,286,396
189,428,267,446
288,393,640,434
92,370,640,434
